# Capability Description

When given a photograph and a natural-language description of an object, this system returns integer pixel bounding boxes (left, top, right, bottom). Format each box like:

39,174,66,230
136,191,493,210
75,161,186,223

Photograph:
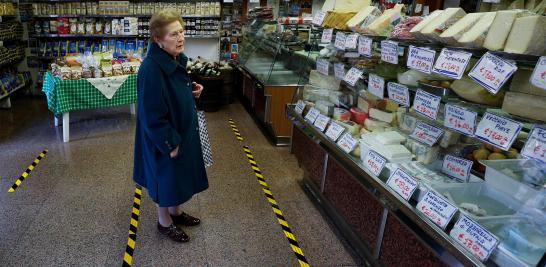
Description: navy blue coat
133,42,208,207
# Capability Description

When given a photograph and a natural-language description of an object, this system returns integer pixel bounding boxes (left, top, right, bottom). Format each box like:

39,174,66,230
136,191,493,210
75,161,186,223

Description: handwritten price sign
450,215,499,262
314,114,331,132
444,104,478,136
312,11,326,26
413,89,441,120
521,126,546,163
433,49,472,79
386,168,419,201
345,33,359,50
407,46,436,74
325,121,345,141
337,133,358,154
368,74,385,99
475,112,522,151
321,28,333,44
316,58,329,76
294,100,305,114
344,67,363,86
442,155,473,182
417,190,458,229
364,150,386,177
358,36,372,57
304,107,321,124
381,40,398,65
469,52,517,95
334,63,346,79
410,121,444,146
530,56,546,90
387,82,410,107
334,32,347,50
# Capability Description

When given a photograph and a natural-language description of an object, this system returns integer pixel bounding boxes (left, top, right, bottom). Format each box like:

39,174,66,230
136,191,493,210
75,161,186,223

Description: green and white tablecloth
42,72,137,117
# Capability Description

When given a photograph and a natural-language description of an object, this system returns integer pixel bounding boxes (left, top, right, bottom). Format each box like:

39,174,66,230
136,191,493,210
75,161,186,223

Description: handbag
197,110,213,168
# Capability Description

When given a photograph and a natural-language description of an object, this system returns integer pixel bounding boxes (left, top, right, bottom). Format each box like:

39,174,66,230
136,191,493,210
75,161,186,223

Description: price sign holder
368,74,385,99
416,189,458,229
294,100,305,115
314,114,331,132
433,48,472,79
410,121,444,146
387,82,410,107
337,133,358,154
325,121,345,141
316,58,329,76
521,125,546,163
304,107,320,124
334,32,347,50
407,46,436,74
345,33,359,50
381,41,398,65
386,168,419,201
442,155,473,182
450,215,500,262
530,56,546,90
334,63,346,79
358,36,372,57
344,67,364,87
364,150,386,177
444,104,478,136
413,89,441,120
468,52,518,95
321,28,333,44
475,112,522,151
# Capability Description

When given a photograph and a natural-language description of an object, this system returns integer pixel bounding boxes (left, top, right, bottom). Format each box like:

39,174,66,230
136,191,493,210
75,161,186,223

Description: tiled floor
0,96,358,266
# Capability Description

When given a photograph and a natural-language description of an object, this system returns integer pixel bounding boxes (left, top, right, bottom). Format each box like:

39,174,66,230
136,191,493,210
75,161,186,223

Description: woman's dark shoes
157,223,190,243
171,212,201,226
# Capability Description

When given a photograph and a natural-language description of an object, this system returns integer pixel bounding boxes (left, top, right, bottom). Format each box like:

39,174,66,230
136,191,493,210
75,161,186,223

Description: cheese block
439,130,460,149
321,0,336,12
439,13,484,46
502,92,546,122
526,0,538,9
322,11,357,30
338,120,361,135
410,9,443,39
333,107,351,121
309,70,341,90
357,96,371,112
420,8,466,42
377,144,413,163
508,0,525,9
315,100,335,116
509,69,546,97
376,131,406,145
504,15,546,55
364,118,390,132
333,0,371,12
483,10,531,51
369,108,395,123
346,6,381,31
350,107,368,124
458,12,496,48
364,4,404,36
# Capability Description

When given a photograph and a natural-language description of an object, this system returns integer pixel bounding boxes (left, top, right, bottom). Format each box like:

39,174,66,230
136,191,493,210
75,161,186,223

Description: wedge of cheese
458,12,496,48
334,0,371,12
346,6,381,31
483,10,531,51
439,13,484,45
420,8,466,41
504,15,546,55
410,9,443,40
364,4,404,36
322,11,356,30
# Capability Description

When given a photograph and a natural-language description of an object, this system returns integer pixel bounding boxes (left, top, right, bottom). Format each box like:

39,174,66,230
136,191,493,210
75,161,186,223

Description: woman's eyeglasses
168,30,185,40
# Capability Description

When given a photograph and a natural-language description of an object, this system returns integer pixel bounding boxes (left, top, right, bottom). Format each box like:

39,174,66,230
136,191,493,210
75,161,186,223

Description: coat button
187,83,190,86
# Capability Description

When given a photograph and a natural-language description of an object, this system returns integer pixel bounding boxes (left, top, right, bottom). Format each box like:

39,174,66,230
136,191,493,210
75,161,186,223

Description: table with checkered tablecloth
42,72,138,142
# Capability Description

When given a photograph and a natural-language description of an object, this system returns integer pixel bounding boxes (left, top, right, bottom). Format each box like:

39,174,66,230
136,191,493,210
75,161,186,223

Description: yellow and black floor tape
8,149,48,193
228,119,244,141
228,120,310,267
123,185,143,267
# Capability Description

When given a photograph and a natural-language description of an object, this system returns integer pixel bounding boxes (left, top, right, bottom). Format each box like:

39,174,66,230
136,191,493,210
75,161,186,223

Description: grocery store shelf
0,83,27,101
31,14,221,19
0,57,24,69
30,34,139,38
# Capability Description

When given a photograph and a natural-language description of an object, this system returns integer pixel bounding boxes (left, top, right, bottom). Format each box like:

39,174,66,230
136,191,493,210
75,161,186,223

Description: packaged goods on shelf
503,15,546,55
0,2,15,16
186,57,222,77
50,51,141,80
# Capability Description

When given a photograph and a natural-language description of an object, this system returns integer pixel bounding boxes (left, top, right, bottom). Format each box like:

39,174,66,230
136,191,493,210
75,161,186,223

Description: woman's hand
192,82,203,98
170,146,179,158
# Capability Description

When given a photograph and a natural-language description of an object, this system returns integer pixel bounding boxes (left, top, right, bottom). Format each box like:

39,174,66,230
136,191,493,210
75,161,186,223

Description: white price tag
475,112,522,151
345,33,359,50
444,104,478,136
381,41,398,65
468,52,518,95
530,56,546,90
334,63,345,79
387,82,410,107
386,168,419,201
321,28,333,44
325,121,345,141
334,33,347,50
337,133,358,154
407,46,436,74
343,67,363,86
304,108,321,124
294,100,305,115
314,114,331,132
413,89,441,120
358,36,372,57
433,49,472,80
410,121,444,146
417,190,458,229
312,11,326,26
450,215,500,262
521,125,546,163
368,74,385,99
442,155,473,182
364,150,386,177
316,58,329,76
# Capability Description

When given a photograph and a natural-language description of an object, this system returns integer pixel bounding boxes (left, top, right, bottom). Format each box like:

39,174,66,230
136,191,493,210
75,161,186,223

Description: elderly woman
133,9,209,243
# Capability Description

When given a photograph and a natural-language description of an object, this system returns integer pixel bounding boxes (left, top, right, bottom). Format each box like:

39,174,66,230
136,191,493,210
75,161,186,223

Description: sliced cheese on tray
483,10,531,51
504,15,546,55
458,12,496,48
346,6,381,31
420,8,466,41
439,13,484,45
410,9,443,39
